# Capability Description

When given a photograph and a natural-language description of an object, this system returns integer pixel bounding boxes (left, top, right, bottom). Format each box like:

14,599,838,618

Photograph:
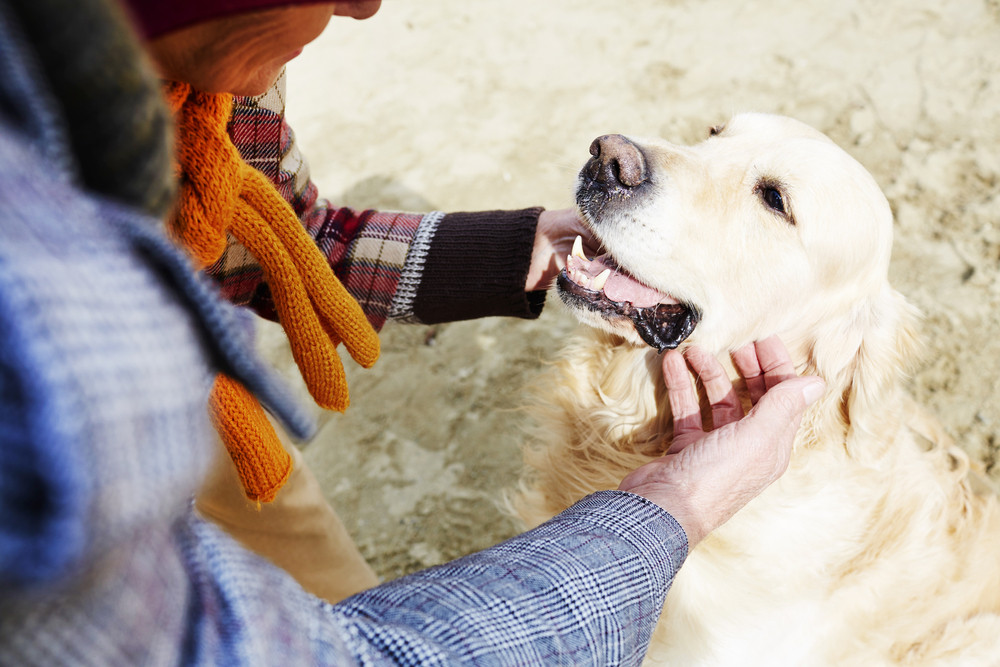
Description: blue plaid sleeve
334,491,687,666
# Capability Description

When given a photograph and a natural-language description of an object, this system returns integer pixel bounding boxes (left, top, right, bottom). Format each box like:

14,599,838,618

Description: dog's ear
808,285,923,465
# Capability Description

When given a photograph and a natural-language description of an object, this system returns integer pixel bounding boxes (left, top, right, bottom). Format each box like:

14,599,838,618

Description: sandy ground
263,0,1000,582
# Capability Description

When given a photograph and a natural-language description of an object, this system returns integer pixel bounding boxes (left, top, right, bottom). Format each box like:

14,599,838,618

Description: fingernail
801,378,825,405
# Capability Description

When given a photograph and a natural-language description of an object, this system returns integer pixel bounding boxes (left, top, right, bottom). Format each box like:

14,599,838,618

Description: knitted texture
209,374,292,503
164,82,380,501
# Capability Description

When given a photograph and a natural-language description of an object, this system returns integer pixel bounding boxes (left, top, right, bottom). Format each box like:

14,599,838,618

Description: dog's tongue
567,249,675,308
560,242,697,351
602,272,669,308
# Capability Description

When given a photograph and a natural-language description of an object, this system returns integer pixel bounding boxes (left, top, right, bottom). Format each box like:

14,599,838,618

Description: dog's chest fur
516,333,1000,666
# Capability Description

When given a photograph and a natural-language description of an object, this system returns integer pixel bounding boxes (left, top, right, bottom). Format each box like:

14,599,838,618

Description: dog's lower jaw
629,302,699,351
556,270,700,351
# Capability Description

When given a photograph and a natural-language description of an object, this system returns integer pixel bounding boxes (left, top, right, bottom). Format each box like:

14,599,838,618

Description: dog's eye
762,187,785,213
755,179,791,222
709,124,725,136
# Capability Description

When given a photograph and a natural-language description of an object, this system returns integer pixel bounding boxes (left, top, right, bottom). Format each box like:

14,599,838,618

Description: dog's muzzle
576,134,650,217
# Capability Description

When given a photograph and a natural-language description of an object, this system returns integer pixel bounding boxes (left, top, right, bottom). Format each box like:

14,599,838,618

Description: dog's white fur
514,113,1000,665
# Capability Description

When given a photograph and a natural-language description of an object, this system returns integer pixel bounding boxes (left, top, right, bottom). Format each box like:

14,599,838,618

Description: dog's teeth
591,268,611,291
572,235,586,260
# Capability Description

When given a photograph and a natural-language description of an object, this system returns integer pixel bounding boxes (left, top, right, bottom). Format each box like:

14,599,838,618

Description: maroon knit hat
122,0,343,39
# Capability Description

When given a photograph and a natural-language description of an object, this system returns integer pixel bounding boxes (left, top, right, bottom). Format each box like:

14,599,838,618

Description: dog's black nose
585,134,648,188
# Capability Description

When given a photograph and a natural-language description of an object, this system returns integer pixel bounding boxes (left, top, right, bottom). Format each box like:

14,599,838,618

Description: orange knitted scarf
164,82,380,502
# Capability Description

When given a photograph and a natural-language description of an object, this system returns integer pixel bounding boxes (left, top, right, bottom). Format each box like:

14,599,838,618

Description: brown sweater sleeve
408,207,546,324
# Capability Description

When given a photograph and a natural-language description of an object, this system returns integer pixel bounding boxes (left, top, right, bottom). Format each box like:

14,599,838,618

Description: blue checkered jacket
0,2,687,665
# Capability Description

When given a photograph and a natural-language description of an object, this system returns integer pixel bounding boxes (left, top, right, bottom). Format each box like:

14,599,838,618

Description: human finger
742,375,826,469
662,350,703,438
753,335,798,392
732,343,765,404
683,346,743,428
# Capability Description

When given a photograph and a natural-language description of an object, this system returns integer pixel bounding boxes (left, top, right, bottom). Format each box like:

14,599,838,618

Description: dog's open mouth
557,236,699,351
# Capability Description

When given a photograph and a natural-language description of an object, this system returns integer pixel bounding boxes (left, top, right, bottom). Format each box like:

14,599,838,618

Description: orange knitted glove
165,81,379,501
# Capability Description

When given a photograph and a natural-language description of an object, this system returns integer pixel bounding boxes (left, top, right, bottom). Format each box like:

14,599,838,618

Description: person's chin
227,64,285,97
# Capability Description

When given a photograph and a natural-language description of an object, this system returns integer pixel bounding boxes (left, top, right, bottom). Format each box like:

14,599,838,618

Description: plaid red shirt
205,74,426,331
208,71,545,331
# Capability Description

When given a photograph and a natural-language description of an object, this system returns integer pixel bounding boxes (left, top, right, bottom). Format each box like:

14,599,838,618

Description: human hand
525,208,600,292
618,336,825,547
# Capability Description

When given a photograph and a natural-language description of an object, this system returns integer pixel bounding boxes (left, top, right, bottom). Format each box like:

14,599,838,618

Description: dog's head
561,113,921,459
563,112,895,352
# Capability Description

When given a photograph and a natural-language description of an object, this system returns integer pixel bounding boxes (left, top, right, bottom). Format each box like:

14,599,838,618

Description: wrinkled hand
618,336,825,547
525,208,600,292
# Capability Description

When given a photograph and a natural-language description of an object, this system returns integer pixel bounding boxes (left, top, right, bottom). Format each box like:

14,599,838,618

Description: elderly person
128,0,602,604
0,0,823,664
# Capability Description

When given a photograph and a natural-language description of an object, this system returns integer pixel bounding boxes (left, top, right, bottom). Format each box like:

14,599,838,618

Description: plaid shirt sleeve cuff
332,489,687,666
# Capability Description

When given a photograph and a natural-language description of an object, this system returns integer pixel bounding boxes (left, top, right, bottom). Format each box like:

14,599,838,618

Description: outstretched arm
212,72,593,331
330,337,823,664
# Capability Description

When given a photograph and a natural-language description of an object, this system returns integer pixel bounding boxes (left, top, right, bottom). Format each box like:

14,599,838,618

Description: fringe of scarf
164,82,379,502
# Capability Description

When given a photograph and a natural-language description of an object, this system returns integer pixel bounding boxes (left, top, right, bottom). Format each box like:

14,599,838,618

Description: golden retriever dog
513,113,1000,666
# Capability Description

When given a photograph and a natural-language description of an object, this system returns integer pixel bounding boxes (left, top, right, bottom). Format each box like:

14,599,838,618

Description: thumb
746,375,825,427
736,376,825,484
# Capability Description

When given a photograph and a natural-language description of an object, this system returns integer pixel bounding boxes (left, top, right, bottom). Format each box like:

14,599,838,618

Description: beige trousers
196,435,379,604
